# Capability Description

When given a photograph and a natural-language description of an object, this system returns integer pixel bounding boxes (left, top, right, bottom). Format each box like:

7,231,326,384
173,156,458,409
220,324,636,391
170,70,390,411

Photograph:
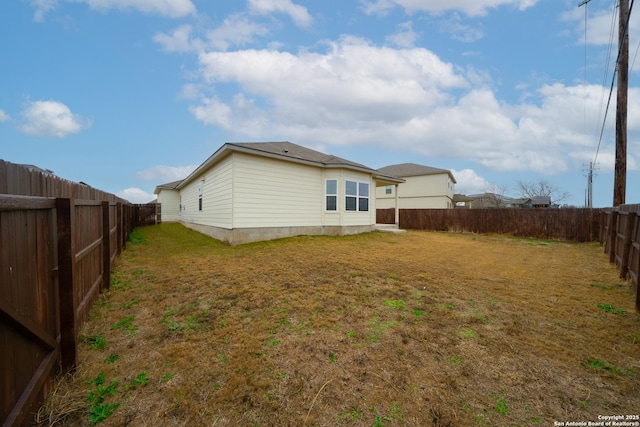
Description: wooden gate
135,203,158,226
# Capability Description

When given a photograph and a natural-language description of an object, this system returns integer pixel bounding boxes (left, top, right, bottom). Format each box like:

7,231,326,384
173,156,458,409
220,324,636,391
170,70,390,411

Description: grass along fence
35,224,640,425
377,206,640,310
0,160,144,426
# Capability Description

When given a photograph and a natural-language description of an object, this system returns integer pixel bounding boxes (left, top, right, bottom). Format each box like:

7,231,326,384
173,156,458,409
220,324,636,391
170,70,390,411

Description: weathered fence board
0,197,58,427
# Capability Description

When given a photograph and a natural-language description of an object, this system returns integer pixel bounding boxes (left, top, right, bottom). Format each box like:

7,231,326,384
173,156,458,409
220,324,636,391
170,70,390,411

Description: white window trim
325,179,338,212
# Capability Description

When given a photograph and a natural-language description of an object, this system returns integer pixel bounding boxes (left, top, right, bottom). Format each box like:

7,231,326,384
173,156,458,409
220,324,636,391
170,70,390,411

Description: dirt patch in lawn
38,224,640,426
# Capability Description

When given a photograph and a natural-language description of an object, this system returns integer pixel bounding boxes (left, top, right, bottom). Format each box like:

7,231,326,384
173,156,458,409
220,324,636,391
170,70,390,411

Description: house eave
374,173,406,186
178,142,381,189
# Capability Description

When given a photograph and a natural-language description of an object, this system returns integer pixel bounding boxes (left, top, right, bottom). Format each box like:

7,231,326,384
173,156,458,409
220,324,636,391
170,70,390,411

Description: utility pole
587,161,593,208
614,0,629,206
579,0,593,208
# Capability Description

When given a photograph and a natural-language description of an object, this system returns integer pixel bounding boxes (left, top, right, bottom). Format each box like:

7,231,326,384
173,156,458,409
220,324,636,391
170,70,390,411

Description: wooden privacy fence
0,196,136,426
377,208,602,242
602,204,640,310
0,160,149,426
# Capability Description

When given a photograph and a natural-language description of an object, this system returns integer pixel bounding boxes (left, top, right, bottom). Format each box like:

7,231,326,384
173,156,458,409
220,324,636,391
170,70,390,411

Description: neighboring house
530,196,552,208
154,180,183,222
375,163,456,209
154,142,403,245
461,193,552,209
463,193,529,209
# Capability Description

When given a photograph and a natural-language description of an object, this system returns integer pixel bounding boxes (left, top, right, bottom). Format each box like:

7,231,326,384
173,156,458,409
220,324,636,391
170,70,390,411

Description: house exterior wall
177,151,377,245
180,154,233,229
157,189,180,222
231,152,323,228
376,173,454,209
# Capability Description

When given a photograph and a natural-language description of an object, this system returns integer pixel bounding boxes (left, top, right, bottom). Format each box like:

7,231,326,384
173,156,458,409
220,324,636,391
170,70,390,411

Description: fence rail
0,160,149,426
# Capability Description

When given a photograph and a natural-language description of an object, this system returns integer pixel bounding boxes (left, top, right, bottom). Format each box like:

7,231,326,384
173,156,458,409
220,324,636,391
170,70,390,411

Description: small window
198,180,204,211
326,179,337,211
385,186,392,195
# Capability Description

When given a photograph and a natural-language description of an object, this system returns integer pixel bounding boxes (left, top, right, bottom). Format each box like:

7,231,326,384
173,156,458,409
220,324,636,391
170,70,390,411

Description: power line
592,1,619,164
592,0,635,167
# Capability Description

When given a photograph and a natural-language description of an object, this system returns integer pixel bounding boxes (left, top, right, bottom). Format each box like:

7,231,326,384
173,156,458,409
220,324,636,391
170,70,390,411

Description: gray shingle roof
531,196,551,205
229,142,374,171
154,179,183,194
172,141,404,189
378,163,456,183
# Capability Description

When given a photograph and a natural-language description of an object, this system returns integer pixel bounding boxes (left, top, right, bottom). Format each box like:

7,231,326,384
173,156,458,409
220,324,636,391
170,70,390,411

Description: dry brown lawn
38,223,640,426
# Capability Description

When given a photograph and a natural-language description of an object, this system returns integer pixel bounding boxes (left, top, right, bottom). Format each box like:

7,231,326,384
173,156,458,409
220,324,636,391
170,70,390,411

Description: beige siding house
155,142,403,245
154,180,182,222
376,163,456,209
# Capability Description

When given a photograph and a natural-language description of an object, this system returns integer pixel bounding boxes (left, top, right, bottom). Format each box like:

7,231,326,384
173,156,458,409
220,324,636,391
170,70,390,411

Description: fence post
609,210,618,263
56,198,77,373
620,212,636,279
116,202,123,255
102,201,111,291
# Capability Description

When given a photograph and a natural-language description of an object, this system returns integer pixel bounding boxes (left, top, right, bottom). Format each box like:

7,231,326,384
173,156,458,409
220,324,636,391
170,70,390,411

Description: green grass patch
586,359,635,376
111,315,138,334
85,335,107,351
126,371,149,390
459,328,477,339
495,396,508,416
597,304,627,314
128,229,149,245
87,372,120,425
384,299,405,309
105,353,120,364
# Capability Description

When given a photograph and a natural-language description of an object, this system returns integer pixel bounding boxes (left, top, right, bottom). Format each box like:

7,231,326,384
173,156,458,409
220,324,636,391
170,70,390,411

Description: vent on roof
283,149,289,153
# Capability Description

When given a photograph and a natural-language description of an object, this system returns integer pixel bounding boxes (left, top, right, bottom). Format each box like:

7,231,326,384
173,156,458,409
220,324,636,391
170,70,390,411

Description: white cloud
439,14,485,42
0,110,9,122
136,165,196,181
117,187,155,204
563,3,640,50
451,169,491,195
178,35,640,176
20,100,90,138
360,0,538,17
31,0,57,22
32,0,195,20
386,21,419,48
76,0,195,17
248,0,313,28
153,25,202,53
154,16,270,53
206,14,270,51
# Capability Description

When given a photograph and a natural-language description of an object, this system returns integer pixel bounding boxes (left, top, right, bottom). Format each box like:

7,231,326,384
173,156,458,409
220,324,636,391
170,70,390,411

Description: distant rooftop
378,163,456,183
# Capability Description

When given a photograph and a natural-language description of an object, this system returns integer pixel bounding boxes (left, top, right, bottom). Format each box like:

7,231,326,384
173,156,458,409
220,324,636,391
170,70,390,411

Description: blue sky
1,0,638,206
